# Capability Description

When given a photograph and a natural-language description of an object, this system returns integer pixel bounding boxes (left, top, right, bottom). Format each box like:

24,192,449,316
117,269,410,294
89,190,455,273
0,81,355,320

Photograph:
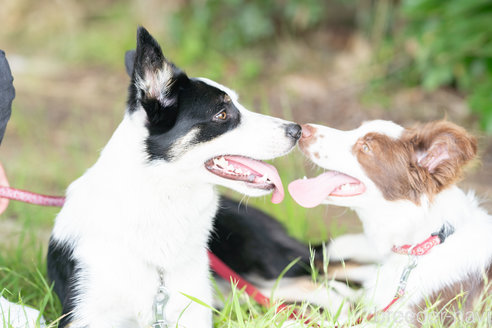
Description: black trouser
0,50,15,145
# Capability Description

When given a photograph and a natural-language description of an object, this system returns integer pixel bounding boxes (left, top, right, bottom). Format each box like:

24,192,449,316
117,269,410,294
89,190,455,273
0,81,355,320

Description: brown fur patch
299,125,318,151
410,265,492,327
354,121,477,203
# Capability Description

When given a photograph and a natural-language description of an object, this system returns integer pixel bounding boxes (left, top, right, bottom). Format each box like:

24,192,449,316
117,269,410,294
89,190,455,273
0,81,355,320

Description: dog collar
392,223,455,256
362,224,456,323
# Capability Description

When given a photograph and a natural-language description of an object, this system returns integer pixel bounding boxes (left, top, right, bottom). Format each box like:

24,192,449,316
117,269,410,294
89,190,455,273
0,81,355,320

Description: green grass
1,72,489,328
0,3,490,323
0,232,60,325
2,233,492,327
2,94,492,326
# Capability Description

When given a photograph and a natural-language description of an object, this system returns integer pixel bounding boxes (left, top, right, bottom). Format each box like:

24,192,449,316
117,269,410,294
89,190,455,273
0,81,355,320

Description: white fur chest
361,190,492,313
51,116,219,327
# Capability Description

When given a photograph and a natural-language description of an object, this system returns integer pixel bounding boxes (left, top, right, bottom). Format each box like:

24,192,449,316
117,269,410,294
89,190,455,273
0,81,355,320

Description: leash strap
208,252,270,307
354,255,418,324
0,186,65,207
208,252,313,323
358,225,454,324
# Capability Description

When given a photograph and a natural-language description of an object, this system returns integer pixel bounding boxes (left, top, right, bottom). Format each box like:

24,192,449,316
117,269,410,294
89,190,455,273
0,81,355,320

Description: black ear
124,50,135,77
127,27,188,128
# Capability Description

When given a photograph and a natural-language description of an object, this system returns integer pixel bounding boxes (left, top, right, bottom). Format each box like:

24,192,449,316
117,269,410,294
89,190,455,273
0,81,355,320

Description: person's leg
0,50,14,215
0,52,46,328
0,50,15,145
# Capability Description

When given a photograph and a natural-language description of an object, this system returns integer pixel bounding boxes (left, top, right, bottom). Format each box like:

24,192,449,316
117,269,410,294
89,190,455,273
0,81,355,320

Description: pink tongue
225,156,285,204
288,172,351,208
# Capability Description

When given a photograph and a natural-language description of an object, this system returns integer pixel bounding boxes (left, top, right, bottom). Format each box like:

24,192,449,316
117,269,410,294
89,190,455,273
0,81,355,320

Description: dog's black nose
286,123,302,140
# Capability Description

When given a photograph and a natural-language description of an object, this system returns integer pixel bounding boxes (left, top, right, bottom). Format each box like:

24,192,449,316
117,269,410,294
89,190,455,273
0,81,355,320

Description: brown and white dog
289,120,492,326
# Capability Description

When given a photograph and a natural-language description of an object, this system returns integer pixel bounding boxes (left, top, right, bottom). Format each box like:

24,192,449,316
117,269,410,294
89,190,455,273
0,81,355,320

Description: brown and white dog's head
289,120,477,209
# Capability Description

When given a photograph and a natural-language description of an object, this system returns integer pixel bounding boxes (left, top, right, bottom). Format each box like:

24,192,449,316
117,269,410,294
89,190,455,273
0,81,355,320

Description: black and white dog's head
123,27,301,203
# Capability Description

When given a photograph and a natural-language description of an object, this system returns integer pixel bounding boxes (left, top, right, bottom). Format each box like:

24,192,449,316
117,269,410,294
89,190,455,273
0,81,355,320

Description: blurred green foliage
360,0,492,132
402,0,492,132
3,0,491,129
168,0,328,80
2,0,329,83
171,0,326,53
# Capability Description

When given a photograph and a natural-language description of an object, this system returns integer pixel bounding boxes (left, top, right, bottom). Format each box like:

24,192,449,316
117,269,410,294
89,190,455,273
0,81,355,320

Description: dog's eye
362,143,370,153
214,111,227,121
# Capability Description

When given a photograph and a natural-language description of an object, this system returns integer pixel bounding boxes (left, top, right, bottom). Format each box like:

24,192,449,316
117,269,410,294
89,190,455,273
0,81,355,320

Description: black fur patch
209,197,322,279
145,79,241,161
126,27,242,161
126,27,184,127
47,238,78,328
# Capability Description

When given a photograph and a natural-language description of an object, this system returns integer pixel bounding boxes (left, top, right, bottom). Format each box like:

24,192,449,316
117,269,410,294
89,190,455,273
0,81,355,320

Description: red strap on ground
208,252,270,307
360,296,399,323
208,252,314,324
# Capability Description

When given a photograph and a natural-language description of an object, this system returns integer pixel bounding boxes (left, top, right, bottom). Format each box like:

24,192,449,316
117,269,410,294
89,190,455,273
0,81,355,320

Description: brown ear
408,121,477,188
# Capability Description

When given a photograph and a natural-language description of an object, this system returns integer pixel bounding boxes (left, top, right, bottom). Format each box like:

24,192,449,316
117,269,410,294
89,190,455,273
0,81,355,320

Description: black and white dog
47,27,302,328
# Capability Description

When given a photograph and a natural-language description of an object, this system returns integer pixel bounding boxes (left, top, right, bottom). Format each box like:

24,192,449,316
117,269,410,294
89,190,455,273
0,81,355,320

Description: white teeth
211,156,257,179
258,175,267,182
214,156,229,169
339,183,356,191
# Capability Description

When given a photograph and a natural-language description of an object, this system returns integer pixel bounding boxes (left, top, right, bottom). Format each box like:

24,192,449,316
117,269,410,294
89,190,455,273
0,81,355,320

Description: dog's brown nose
300,124,315,140
298,124,317,151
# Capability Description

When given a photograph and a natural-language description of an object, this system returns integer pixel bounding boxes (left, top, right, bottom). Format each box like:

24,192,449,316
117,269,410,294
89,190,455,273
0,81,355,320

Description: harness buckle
395,255,418,298
152,286,169,328
152,268,169,328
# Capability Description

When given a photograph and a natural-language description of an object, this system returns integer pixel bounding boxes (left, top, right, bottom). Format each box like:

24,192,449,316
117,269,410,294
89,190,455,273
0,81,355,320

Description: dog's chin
218,180,274,197
321,195,360,207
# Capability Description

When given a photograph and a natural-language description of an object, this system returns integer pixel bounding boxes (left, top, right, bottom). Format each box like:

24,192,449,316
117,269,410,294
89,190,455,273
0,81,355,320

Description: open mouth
205,155,284,204
288,171,365,208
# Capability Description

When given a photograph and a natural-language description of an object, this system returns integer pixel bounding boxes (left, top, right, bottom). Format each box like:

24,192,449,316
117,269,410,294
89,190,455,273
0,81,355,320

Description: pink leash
0,186,65,207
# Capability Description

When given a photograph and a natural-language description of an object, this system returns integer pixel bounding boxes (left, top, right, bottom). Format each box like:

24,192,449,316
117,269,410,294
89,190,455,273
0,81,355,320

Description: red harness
366,225,454,318
392,224,453,256
392,234,442,255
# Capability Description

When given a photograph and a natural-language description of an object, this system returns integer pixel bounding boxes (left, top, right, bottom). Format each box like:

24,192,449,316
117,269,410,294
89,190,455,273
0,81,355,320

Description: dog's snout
286,124,302,140
301,124,316,140
298,124,317,151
